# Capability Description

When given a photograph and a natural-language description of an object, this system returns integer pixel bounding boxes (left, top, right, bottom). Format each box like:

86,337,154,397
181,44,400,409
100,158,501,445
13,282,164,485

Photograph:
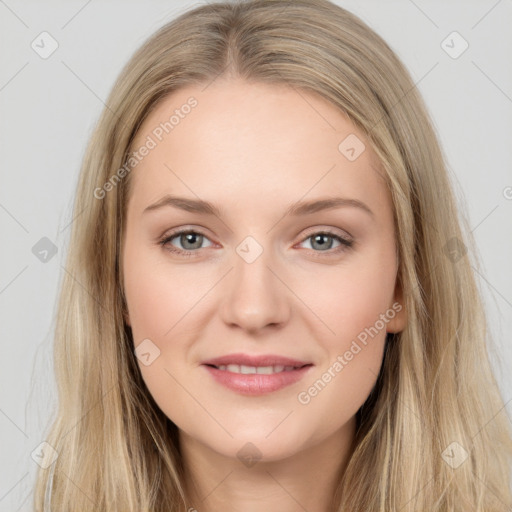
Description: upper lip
201,353,312,368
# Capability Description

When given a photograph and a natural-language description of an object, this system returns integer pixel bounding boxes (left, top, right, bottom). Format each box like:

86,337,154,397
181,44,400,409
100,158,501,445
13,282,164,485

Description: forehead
127,78,389,217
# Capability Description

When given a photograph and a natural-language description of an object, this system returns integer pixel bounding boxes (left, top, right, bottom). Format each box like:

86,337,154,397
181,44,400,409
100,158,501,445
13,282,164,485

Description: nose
218,241,291,333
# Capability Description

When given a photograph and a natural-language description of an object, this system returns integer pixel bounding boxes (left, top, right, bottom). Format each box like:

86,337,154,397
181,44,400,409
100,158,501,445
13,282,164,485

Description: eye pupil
182,232,203,250
311,234,333,251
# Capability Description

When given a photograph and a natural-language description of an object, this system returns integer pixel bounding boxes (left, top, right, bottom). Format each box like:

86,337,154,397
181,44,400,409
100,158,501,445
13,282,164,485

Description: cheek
123,244,203,419
123,241,203,343
291,245,396,410
297,243,397,347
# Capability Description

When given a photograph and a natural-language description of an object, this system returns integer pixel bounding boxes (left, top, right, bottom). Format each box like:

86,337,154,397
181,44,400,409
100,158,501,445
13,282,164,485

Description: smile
202,363,313,395
211,364,304,374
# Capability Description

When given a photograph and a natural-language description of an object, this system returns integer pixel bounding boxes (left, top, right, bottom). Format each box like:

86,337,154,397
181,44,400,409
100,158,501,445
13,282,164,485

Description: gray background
1,0,511,509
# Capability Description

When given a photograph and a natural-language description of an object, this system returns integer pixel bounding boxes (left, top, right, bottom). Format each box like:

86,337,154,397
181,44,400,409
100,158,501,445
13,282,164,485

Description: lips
201,353,311,368
212,363,300,374
201,353,314,395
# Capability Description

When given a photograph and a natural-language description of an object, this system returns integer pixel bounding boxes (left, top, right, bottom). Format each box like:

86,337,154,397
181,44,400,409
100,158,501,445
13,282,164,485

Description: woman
34,0,512,510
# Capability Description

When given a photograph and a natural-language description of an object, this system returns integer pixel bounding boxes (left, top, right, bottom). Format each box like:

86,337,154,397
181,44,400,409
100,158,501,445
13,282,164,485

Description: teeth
215,364,300,374
240,365,256,374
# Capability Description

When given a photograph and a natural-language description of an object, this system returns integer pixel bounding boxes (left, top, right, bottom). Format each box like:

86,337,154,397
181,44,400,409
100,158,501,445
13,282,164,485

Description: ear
386,278,407,333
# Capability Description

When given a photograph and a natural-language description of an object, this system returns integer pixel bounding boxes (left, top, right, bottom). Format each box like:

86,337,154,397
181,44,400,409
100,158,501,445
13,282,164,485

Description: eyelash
158,228,354,259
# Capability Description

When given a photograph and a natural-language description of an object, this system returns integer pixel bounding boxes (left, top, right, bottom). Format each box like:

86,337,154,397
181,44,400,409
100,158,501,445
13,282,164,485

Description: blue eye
159,230,213,257
159,229,353,258
298,231,353,254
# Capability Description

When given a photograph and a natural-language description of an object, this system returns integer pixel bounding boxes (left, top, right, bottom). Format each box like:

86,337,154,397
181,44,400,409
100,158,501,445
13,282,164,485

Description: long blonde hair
34,0,512,510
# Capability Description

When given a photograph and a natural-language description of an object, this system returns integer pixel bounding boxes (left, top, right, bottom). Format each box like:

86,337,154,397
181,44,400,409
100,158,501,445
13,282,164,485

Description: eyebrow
143,194,374,218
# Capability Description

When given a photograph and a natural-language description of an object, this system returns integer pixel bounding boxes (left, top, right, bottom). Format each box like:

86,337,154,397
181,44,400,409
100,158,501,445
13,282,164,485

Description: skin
122,78,407,512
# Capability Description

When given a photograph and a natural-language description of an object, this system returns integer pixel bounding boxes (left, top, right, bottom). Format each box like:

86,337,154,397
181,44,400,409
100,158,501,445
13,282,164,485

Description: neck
178,418,356,512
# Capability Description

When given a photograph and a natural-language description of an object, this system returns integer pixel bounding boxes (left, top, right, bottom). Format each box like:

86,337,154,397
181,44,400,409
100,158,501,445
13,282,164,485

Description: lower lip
202,364,313,395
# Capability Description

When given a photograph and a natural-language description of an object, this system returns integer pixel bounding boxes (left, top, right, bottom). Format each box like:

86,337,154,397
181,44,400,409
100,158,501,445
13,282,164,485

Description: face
122,78,406,462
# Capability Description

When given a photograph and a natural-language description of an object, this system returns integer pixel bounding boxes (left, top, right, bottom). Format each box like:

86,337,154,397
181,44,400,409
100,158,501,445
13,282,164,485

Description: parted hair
34,1,512,510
